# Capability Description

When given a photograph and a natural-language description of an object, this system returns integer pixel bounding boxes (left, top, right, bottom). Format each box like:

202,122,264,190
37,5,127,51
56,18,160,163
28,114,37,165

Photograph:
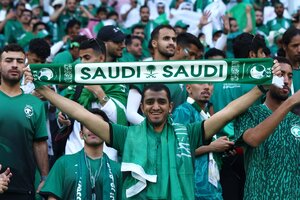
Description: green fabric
57,11,88,40
266,17,291,32
52,50,74,64
119,51,142,62
30,58,275,86
255,24,269,37
4,19,25,43
40,149,122,199
173,101,223,199
166,83,187,111
153,13,169,25
228,3,255,33
63,84,128,125
210,83,261,139
234,105,300,200
111,119,203,199
0,91,47,194
292,69,300,93
18,32,35,48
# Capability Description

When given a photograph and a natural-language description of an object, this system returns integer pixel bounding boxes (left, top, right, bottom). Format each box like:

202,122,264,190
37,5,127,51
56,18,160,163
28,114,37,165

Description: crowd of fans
0,0,300,199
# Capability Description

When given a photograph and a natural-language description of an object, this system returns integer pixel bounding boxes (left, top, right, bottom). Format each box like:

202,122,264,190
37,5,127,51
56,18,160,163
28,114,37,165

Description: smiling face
0,51,25,85
141,89,173,132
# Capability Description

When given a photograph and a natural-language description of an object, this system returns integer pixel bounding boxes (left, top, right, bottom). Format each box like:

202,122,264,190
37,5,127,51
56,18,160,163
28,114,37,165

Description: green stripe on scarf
121,118,194,199
30,58,274,86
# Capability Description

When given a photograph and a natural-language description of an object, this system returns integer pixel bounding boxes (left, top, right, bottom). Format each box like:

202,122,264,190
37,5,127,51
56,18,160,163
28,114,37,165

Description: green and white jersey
234,105,300,200
40,150,122,199
0,91,47,194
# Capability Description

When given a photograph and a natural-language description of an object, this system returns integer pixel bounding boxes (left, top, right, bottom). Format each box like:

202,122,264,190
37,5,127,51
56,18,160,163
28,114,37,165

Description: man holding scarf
40,109,122,200
23,59,281,200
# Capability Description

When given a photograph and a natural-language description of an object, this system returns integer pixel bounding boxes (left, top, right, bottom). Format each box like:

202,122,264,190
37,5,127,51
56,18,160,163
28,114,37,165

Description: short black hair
125,35,142,46
150,24,175,41
132,24,145,33
282,27,300,46
79,38,106,55
65,19,81,34
273,56,292,68
1,44,25,59
177,32,203,51
233,33,266,58
96,6,108,15
32,22,48,33
141,84,171,103
80,108,110,129
140,5,149,12
28,38,51,62
204,48,226,59
107,10,118,18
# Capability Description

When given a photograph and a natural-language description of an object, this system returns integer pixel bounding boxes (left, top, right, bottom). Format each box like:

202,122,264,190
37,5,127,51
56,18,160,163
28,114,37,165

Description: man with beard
173,82,234,200
126,25,196,124
254,8,269,37
97,25,126,62
234,56,300,200
40,109,122,200
281,27,300,115
0,44,48,199
266,2,291,33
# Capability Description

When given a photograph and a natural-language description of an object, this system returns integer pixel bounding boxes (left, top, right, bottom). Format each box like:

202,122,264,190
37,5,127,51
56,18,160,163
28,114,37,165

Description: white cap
52,0,65,7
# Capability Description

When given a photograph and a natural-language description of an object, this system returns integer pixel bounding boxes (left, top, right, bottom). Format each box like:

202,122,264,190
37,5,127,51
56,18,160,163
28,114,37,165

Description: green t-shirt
4,19,25,43
40,150,122,199
234,105,300,200
119,51,142,62
52,50,74,64
266,17,291,32
0,91,47,194
110,121,204,199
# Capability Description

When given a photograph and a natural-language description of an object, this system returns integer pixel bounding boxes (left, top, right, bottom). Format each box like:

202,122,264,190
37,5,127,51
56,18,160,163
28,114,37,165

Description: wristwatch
102,96,110,103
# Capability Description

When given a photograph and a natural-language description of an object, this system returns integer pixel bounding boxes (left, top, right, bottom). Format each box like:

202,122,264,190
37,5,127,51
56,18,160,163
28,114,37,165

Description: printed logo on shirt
24,105,34,118
291,125,300,138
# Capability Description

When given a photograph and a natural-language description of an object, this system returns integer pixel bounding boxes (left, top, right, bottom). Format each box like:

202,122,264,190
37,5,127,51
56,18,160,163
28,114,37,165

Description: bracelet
257,85,268,94
41,175,48,182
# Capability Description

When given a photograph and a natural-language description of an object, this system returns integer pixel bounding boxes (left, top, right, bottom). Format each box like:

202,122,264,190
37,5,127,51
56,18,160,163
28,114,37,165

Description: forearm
204,86,262,140
50,7,64,22
243,11,253,33
126,89,144,124
243,98,294,147
36,86,111,143
33,141,49,177
195,145,213,156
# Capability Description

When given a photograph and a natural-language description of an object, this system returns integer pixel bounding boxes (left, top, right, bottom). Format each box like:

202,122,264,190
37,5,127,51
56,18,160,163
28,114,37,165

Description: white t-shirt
120,3,141,28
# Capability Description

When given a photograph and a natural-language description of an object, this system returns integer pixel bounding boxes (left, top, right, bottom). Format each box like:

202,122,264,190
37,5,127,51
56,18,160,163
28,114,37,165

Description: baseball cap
52,0,65,7
174,20,189,29
97,25,126,43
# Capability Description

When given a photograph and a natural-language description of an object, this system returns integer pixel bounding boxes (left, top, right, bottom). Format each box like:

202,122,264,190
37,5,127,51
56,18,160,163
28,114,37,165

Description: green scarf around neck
121,118,195,199
76,149,117,200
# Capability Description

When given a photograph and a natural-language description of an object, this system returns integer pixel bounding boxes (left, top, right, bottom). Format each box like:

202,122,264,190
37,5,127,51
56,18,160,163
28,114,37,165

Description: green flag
30,58,274,86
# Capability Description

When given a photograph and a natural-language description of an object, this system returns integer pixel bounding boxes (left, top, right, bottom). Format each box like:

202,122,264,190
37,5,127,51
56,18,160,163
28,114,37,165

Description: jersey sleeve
186,121,204,153
34,100,48,140
39,157,65,199
110,123,129,154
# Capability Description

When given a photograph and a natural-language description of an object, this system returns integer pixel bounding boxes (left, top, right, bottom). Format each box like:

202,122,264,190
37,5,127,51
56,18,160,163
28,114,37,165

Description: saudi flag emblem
250,64,266,79
291,125,300,138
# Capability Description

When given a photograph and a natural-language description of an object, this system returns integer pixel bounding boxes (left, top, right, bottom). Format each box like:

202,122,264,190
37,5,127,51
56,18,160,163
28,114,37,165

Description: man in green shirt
24,65,280,199
266,2,291,33
40,109,122,200
0,44,48,199
234,57,300,200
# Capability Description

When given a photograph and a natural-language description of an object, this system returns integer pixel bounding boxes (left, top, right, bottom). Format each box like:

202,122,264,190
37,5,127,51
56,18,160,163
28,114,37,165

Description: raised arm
204,86,263,140
35,86,111,143
243,90,300,147
203,60,280,140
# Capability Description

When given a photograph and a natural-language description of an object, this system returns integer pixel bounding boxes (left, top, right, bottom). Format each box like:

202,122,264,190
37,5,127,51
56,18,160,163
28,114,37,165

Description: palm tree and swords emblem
145,65,158,78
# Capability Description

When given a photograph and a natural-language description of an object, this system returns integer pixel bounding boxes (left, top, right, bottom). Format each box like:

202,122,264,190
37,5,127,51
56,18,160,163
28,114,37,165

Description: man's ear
99,54,105,62
169,102,174,114
79,130,84,140
140,103,144,114
249,50,256,58
152,39,157,49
